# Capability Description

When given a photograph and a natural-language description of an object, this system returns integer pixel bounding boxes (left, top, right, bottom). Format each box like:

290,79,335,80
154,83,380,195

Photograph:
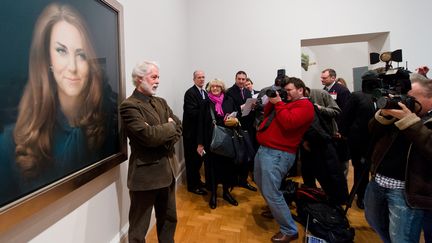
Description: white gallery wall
301,42,369,91
1,0,431,242
188,0,432,90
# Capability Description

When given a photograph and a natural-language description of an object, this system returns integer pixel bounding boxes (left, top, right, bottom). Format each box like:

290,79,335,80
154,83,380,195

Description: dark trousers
350,151,370,200
128,181,177,243
183,138,204,190
237,128,256,183
300,142,348,205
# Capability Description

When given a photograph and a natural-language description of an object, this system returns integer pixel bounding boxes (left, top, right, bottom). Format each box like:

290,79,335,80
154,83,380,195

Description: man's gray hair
132,60,159,86
410,72,432,97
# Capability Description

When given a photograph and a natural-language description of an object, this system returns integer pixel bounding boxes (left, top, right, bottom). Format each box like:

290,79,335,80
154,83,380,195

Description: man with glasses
365,72,432,242
255,77,314,243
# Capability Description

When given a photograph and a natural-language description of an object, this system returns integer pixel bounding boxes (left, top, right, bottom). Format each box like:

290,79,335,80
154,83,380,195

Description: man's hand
197,144,205,156
381,102,412,120
269,92,282,104
416,66,429,76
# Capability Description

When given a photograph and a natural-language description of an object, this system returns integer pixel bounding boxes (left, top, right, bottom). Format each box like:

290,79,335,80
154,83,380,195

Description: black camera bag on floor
296,201,355,243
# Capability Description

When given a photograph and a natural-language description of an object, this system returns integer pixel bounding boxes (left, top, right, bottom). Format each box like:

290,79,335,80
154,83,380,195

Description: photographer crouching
365,72,432,243
254,76,314,243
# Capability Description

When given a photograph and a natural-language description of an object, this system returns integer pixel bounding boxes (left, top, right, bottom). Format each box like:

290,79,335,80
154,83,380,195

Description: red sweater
257,98,314,153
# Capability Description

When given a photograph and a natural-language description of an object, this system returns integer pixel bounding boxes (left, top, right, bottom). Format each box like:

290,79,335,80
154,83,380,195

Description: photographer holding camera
364,72,432,243
254,77,314,243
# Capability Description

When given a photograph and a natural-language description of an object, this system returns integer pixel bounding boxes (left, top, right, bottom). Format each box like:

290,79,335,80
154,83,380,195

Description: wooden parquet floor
146,166,383,243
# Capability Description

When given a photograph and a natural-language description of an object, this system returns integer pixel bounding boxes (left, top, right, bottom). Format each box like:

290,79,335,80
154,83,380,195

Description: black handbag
232,129,246,164
232,128,256,164
209,107,235,158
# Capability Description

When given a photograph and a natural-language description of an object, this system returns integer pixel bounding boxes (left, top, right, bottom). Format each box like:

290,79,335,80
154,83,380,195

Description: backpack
283,180,355,243
297,202,355,243
296,185,328,204
280,180,327,205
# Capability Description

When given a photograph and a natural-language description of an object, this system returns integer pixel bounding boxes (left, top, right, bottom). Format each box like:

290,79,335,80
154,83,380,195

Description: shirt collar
133,89,151,103
325,81,336,90
195,85,205,92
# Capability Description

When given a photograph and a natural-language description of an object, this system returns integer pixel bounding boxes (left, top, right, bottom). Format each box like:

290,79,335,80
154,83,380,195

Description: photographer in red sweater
254,77,314,243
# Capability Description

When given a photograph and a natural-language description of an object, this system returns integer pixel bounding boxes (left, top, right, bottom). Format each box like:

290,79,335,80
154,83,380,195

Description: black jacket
226,84,255,130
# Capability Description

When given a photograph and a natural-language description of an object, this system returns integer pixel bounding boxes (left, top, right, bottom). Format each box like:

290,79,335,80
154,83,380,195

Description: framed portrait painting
0,0,126,232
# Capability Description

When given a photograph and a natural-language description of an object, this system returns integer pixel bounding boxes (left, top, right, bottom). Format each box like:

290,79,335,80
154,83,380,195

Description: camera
376,94,416,110
266,69,288,102
362,49,416,111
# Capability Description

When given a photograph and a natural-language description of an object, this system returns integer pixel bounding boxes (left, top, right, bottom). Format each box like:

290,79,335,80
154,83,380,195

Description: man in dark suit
182,70,208,195
320,68,351,111
120,61,182,243
321,68,351,178
339,89,375,209
226,70,257,191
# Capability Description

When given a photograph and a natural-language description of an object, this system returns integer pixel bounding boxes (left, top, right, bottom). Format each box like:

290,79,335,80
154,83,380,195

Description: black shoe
199,181,206,188
223,192,238,206
356,198,365,209
209,193,217,209
239,182,257,192
188,187,208,195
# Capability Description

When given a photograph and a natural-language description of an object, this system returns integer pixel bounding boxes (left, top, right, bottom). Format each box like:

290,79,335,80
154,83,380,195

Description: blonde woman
197,78,239,209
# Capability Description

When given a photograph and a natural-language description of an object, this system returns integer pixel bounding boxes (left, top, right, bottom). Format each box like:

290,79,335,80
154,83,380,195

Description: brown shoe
271,232,299,243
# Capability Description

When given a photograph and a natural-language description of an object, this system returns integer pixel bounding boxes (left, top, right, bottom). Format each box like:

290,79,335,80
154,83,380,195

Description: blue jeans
364,179,423,243
254,145,297,236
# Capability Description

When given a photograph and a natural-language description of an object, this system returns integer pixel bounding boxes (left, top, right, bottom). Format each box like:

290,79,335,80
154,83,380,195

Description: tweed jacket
308,88,341,136
369,111,432,209
120,89,182,191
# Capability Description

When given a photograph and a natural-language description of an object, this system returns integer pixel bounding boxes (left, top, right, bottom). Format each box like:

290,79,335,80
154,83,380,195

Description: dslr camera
362,49,416,111
266,69,289,102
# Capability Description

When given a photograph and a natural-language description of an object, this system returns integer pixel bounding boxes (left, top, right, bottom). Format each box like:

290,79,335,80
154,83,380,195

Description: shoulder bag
209,107,235,158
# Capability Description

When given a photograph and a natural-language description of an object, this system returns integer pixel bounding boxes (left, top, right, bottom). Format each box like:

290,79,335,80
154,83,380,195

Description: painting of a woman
0,3,118,206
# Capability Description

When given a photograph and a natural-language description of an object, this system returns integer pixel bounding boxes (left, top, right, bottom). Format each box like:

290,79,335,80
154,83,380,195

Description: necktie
241,88,245,100
200,89,205,99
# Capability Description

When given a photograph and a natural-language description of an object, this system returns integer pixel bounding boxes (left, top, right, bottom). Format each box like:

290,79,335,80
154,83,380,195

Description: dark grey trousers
128,180,177,243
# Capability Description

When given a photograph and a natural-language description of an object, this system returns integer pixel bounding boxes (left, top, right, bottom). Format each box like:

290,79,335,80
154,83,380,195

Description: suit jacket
226,84,254,130
326,82,351,111
339,91,375,153
308,89,341,136
120,89,182,191
182,85,207,139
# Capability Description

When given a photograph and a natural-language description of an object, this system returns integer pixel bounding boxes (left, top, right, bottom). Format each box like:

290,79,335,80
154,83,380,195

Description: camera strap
257,109,275,132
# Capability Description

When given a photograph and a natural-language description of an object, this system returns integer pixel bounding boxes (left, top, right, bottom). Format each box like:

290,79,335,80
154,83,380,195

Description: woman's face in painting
50,21,89,99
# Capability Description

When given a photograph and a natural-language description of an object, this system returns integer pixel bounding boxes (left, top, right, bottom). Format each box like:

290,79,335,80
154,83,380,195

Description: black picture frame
0,0,126,233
